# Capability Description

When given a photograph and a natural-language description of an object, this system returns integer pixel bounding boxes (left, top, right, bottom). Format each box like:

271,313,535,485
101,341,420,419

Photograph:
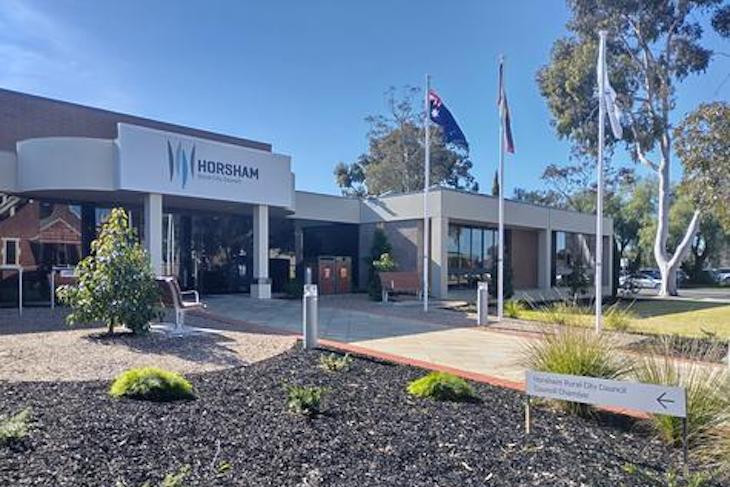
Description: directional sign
526,371,687,418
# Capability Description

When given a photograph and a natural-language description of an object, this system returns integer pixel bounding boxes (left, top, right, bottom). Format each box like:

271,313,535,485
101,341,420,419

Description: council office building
0,89,612,306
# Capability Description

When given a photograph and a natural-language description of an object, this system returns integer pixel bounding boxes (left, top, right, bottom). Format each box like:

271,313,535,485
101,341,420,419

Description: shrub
633,337,729,448
109,367,195,402
0,407,31,445
285,385,326,416
504,299,526,319
406,371,478,402
372,252,397,272
521,328,633,414
319,353,353,372
603,301,636,332
541,301,586,327
283,277,304,299
367,229,392,301
57,208,161,334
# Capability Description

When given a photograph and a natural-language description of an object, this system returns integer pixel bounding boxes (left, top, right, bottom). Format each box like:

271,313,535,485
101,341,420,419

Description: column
430,216,449,299
251,204,271,299
80,204,96,258
537,229,552,290
144,193,163,275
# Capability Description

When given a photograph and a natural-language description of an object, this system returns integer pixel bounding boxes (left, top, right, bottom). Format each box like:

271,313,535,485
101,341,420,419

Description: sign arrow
656,392,675,409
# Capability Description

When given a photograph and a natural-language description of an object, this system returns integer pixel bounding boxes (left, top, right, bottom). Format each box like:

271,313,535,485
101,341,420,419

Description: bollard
305,266,313,285
477,281,489,326
302,284,318,349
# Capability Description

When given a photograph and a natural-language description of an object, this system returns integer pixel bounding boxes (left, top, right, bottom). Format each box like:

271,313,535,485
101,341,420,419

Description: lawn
519,299,730,339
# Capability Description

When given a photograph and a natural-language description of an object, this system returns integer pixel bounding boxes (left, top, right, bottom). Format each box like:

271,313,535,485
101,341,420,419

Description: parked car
620,272,661,290
715,268,730,286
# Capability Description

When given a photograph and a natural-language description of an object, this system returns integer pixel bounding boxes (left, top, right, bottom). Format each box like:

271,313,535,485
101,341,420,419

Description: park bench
155,276,205,332
378,271,422,303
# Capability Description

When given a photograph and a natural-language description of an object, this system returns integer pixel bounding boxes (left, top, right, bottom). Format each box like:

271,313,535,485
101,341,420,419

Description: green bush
372,252,397,272
521,328,633,414
285,384,326,416
319,353,353,372
58,208,161,334
604,302,636,332
406,371,478,402
504,299,527,319
109,367,195,402
367,228,392,301
542,301,586,327
633,337,729,448
0,407,31,445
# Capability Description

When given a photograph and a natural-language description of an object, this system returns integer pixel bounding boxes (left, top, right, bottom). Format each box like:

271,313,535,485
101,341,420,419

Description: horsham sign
117,123,293,208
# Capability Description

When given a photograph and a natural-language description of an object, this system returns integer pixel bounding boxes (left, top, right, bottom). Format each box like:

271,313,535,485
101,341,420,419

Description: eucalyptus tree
537,0,729,295
334,86,477,197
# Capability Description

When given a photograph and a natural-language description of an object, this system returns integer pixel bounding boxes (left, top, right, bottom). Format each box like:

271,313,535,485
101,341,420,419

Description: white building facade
0,89,612,305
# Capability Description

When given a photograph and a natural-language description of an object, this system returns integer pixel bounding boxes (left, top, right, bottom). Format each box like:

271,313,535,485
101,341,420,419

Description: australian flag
428,90,469,151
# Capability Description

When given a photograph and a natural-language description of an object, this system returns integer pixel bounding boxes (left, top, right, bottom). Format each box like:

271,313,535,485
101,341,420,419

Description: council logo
166,140,196,189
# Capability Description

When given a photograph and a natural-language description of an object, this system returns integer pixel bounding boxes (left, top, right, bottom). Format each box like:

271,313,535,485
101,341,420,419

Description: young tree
58,208,161,334
366,228,392,301
537,0,729,296
334,86,477,196
491,170,500,196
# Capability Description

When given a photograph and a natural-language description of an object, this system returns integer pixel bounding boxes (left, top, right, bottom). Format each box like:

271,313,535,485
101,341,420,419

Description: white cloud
0,0,134,111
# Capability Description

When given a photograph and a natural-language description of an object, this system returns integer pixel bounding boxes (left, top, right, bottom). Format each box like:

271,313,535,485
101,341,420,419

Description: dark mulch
0,346,706,486
627,335,729,364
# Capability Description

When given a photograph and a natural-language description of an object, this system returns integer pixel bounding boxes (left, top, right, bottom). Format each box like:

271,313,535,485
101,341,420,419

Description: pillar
251,204,271,299
538,229,552,290
144,193,163,275
430,216,449,299
80,204,96,258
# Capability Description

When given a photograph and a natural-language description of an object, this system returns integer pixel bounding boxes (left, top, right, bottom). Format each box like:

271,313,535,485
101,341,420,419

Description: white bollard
477,281,489,326
302,284,318,349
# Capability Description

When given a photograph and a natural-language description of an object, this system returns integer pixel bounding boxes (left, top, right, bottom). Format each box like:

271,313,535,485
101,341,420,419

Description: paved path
203,294,531,384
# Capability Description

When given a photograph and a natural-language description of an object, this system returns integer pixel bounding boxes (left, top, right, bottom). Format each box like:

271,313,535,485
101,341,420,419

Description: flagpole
497,56,505,322
595,31,607,333
423,74,431,312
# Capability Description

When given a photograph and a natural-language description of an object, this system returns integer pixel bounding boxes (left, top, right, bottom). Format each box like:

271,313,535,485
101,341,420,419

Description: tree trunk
653,138,701,297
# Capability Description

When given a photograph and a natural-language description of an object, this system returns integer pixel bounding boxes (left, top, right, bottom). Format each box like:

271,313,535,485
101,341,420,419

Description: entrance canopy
0,123,295,212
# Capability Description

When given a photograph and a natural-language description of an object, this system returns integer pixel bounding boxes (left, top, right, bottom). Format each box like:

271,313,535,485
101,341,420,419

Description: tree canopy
536,0,729,295
334,86,477,196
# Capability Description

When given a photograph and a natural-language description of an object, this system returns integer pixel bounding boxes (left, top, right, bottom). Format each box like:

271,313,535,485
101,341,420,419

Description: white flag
597,43,623,139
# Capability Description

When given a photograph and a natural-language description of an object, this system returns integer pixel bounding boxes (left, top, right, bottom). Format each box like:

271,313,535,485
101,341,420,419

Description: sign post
525,371,688,471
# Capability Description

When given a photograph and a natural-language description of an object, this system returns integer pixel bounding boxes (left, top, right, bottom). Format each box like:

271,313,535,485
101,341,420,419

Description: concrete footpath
202,294,532,386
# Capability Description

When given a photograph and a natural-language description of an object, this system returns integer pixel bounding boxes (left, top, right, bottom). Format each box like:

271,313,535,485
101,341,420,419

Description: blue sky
0,0,727,196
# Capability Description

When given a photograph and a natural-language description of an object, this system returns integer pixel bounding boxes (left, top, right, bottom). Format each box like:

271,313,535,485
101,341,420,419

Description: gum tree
538,0,729,295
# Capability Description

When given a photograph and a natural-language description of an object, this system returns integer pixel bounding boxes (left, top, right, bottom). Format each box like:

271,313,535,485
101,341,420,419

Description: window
447,223,501,287
3,238,19,266
552,231,609,287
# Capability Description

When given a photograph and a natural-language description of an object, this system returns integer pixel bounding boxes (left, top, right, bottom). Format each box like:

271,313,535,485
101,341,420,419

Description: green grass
518,299,730,339
109,367,195,402
406,371,478,402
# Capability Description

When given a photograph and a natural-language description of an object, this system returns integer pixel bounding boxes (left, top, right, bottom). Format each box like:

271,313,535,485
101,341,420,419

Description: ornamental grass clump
57,208,161,334
604,301,636,332
285,384,326,416
633,337,729,449
109,367,195,402
504,299,527,319
521,327,633,414
406,371,478,402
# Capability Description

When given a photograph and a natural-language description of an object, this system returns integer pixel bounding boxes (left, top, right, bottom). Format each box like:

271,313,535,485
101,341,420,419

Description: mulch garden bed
0,346,706,486
626,334,729,364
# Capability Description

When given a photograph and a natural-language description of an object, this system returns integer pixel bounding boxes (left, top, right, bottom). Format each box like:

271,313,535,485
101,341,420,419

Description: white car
715,268,730,286
621,272,661,290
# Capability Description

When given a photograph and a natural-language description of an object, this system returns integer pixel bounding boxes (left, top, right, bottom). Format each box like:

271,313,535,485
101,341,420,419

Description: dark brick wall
0,89,271,151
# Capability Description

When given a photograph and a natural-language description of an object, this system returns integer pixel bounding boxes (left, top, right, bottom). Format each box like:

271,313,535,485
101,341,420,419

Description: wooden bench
155,276,205,332
378,271,422,302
